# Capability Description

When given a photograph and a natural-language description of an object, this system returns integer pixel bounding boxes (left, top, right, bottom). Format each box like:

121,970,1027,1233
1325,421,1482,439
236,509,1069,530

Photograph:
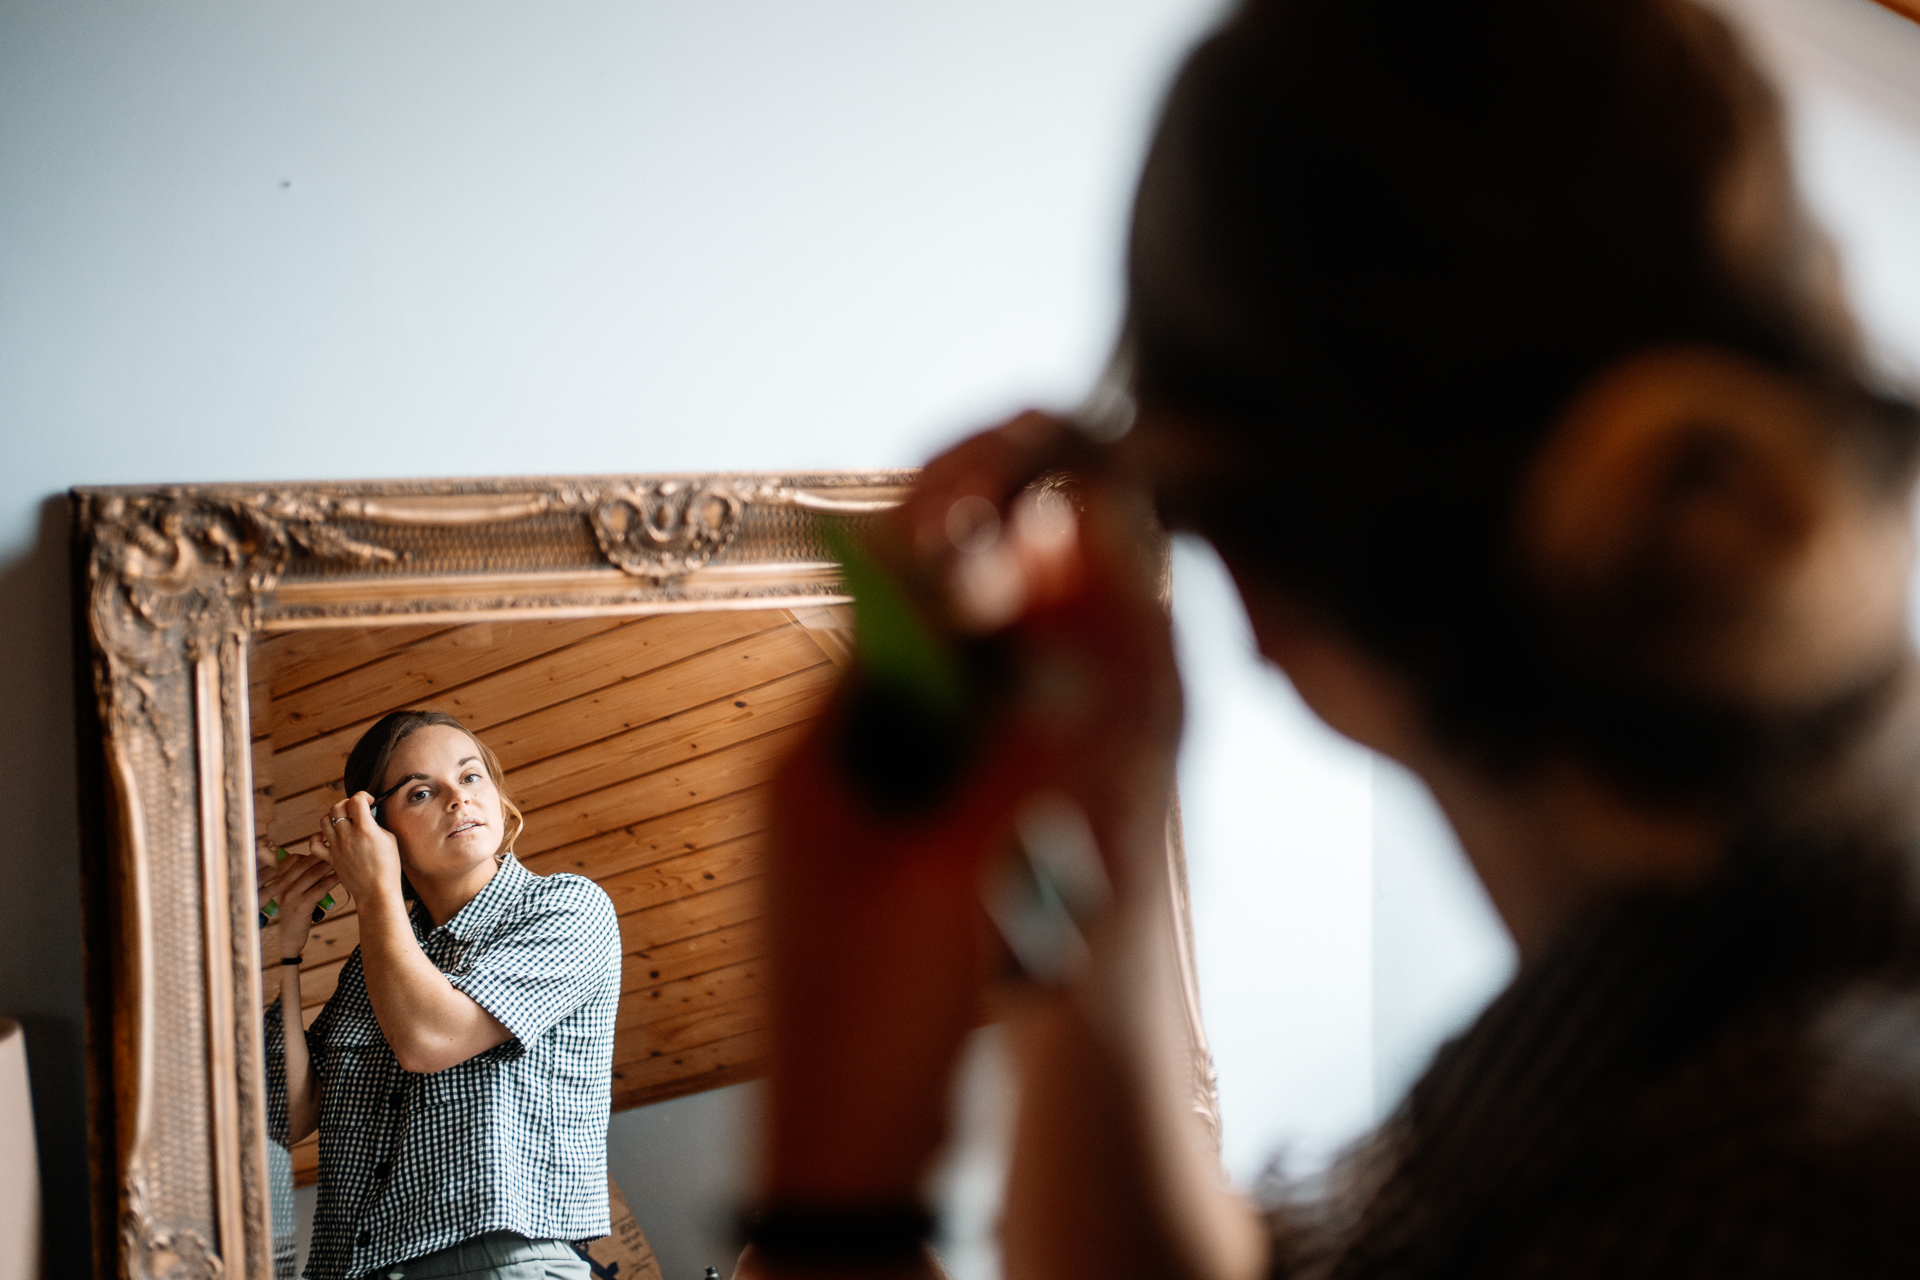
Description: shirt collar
411,854,531,945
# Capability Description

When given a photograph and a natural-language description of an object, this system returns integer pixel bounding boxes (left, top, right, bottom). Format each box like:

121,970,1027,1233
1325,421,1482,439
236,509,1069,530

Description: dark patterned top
1268,837,1920,1278
265,855,622,1280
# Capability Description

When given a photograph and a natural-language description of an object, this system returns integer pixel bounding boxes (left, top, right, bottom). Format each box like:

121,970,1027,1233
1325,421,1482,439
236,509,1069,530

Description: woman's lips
447,819,484,838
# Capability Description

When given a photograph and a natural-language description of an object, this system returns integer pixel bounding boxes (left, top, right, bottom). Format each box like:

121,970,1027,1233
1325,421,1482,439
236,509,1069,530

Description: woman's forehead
386,723,481,774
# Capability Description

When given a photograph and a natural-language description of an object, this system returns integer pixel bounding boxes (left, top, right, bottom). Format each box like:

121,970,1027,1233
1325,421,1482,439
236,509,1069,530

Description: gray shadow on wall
0,495,91,1252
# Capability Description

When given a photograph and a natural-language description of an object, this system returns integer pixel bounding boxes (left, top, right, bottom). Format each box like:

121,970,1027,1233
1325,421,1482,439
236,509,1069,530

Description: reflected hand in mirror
255,836,340,940
255,833,334,1150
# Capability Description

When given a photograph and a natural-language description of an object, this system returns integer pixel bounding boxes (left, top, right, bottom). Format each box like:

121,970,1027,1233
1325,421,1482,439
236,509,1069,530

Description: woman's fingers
277,865,337,916
258,851,341,933
903,412,1082,534
261,852,308,897
327,792,380,841
288,871,340,915
786,420,1176,889
270,861,336,960
287,858,336,896
261,853,336,900
850,412,1085,636
256,836,299,910
317,792,403,904
346,791,382,835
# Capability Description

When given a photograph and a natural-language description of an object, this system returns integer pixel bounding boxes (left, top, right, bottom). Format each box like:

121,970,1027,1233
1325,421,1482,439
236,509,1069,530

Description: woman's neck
1423,757,1724,962
411,855,504,929
1424,653,1920,963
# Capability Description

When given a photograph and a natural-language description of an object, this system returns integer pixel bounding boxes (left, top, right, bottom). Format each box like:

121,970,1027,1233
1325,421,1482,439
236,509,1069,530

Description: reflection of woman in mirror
745,1,1920,1277
259,710,619,1280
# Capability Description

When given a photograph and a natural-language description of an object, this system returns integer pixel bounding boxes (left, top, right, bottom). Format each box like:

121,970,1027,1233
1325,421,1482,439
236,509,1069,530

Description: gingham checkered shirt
265,855,621,1280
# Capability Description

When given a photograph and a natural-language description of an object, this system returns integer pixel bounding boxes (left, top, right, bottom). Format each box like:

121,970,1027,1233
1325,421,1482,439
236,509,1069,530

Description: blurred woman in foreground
751,0,1920,1276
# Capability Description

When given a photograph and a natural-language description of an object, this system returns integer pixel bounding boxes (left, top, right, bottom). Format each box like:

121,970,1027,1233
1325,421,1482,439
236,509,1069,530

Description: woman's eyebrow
374,759,482,802
370,771,424,802
374,774,425,804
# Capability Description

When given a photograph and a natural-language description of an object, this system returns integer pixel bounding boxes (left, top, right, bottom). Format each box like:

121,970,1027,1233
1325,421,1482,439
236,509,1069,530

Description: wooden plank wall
247,607,851,1187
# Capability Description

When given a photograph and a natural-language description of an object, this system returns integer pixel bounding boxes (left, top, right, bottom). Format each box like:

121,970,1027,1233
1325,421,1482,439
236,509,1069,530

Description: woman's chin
434,828,501,867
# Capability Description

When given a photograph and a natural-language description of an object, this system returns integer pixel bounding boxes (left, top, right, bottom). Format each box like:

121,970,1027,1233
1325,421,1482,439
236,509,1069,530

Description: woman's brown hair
1130,0,1920,814
342,710,525,861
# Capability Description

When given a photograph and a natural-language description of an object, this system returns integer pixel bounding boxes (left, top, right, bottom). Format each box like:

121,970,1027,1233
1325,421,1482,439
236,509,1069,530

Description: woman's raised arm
319,798,513,1075
748,416,1268,1280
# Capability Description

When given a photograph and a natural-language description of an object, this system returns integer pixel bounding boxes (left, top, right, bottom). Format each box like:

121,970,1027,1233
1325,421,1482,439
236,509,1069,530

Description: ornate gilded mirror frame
69,471,1217,1280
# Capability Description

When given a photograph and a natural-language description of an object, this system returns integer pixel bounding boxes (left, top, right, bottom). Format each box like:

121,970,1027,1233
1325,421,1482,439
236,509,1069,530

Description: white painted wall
4,0,1919,1271
1721,0,1920,380
1175,539,1381,1181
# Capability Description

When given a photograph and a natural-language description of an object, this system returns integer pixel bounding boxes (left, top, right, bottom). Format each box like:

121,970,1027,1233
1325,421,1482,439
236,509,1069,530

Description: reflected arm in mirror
258,836,339,1145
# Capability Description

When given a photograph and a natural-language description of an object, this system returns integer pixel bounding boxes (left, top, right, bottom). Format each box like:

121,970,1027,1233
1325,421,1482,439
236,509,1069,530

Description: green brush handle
824,522,1009,814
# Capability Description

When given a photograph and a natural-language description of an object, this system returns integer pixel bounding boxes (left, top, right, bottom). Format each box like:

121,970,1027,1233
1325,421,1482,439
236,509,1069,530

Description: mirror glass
244,605,852,1274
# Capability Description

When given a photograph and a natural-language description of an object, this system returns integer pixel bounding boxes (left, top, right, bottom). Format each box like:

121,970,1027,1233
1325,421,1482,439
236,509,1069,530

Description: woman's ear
1519,346,1910,705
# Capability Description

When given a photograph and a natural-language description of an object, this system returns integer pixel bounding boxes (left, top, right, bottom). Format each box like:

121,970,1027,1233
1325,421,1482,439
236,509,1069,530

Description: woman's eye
409,787,431,802
464,772,483,784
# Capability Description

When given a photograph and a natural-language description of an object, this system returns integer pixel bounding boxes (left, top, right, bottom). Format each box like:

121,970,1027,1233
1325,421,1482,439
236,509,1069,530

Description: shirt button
389,1089,404,1108
357,1229,372,1246
375,1159,392,1179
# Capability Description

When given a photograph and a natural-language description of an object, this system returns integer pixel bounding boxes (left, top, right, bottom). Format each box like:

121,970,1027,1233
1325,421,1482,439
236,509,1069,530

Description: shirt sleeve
449,876,621,1048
